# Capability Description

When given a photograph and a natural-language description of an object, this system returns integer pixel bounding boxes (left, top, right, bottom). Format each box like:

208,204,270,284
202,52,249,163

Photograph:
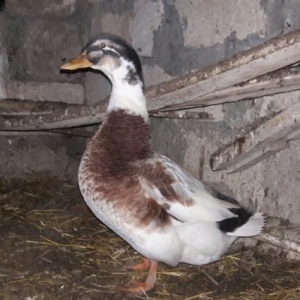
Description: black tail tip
218,207,252,233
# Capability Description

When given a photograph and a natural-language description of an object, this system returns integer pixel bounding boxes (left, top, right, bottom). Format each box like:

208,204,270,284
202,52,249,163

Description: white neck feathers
106,58,148,122
108,82,148,122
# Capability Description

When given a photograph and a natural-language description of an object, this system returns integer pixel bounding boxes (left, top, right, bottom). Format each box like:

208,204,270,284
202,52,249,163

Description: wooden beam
255,218,300,254
3,28,300,130
149,110,215,121
147,28,300,111
2,65,300,130
1,64,300,129
210,101,300,173
0,129,93,138
2,64,300,118
0,99,107,130
168,64,300,110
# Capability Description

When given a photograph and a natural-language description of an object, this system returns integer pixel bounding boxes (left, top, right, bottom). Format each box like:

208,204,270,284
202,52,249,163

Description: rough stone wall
0,13,8,98
81,0,300,224
3,0,300,103
2,1,300,224
138,0,300,225
4,0,86,103
0,1,90,181
0,133,86,183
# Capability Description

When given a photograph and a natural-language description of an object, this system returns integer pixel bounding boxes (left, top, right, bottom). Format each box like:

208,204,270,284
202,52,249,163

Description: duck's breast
78,150,184,266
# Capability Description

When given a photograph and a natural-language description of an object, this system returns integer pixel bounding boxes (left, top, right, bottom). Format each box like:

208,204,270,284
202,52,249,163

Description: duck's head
61,33,144,89
61,33,148,120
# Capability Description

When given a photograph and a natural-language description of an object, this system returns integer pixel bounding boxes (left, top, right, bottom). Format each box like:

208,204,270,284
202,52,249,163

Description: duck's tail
218,204,266,237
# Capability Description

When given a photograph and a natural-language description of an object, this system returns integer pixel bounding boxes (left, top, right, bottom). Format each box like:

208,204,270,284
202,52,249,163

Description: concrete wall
2,1,300,224
145,0,300,226
4,0,86,103
80,0,300,225
0,1,89,181
0,133,86,183
95,0,300,225
0,13,8,98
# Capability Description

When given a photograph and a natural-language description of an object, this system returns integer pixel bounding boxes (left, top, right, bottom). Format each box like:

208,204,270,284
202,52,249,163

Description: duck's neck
91,109,151,173
107,80,149,122
89,80,151,171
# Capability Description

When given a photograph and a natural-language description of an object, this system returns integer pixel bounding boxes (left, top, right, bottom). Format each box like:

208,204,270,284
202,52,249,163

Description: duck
61,33,265,296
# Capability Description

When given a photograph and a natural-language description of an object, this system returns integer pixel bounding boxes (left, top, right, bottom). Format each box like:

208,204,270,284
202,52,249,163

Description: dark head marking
85,33,144,87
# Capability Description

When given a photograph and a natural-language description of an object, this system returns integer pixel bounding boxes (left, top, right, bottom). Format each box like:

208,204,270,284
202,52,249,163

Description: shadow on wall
0,0,8,99
0,0,4,11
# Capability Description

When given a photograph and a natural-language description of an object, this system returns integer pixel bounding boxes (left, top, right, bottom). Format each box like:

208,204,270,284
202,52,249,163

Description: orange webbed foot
124,257,151,271
117,260,158,296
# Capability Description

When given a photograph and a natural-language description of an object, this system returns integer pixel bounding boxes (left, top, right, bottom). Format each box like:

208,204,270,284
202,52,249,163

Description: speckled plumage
78,107,263,265
61,33,265,295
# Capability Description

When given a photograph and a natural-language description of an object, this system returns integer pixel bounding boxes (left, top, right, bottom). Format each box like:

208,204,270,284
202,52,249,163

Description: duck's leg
124,257,150,270
118,260,158,296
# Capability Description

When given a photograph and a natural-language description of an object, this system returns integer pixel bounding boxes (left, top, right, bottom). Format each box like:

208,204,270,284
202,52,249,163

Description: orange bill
60,51,93,70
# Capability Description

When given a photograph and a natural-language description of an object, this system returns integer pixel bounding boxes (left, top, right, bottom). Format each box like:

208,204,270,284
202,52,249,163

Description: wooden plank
2,64,300,130
255,218,300,254
167,64,300,110
210,101,300,173
3,28,300,130
2,66,300,130
0,129,93,138
0,99,107,130
147,28,300,111
149,110,215,121
1,65,300,130
2,67,300,130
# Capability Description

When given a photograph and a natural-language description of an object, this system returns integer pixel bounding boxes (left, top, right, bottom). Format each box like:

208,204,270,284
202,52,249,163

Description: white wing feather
140,153,238,223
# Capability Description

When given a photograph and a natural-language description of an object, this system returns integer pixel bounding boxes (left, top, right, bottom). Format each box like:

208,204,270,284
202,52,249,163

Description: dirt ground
0,175,300,300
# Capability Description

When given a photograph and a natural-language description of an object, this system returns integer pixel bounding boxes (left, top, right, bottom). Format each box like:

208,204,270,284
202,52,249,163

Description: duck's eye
100,43,106,49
